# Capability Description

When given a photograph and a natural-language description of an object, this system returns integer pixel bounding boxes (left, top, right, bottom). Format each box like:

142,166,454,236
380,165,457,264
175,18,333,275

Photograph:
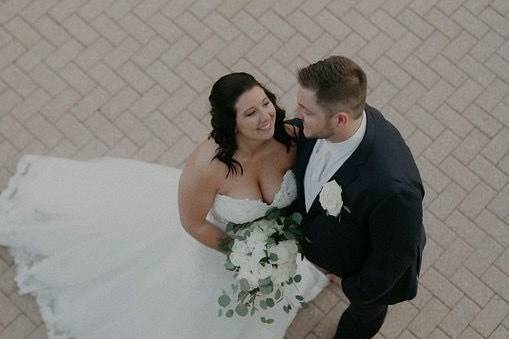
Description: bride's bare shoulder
182,138,227,180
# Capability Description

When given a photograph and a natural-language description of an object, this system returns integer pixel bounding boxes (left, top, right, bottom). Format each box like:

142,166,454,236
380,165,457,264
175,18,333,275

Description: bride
0,72,328,338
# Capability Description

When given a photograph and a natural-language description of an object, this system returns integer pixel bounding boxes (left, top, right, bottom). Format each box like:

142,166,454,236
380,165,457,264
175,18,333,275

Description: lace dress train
0,155,328,338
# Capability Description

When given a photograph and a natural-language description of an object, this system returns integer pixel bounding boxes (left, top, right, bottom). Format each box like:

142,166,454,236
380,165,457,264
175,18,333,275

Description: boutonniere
319,181,350,221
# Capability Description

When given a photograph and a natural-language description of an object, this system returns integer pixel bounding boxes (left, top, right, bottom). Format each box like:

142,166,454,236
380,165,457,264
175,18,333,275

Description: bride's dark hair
208,72,294,177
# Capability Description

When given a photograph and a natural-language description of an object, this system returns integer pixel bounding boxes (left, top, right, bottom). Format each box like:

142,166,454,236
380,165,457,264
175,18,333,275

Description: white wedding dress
0,154,328,339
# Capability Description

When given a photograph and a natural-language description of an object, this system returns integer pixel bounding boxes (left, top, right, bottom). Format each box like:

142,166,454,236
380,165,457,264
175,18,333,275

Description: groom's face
296,86,335,139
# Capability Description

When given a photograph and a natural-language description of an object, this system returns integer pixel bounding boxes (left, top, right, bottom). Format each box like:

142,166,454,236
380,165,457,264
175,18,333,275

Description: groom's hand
327,273,343,292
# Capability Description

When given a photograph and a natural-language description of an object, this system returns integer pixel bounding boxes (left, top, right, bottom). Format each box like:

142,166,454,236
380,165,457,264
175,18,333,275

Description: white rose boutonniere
319,181,347,220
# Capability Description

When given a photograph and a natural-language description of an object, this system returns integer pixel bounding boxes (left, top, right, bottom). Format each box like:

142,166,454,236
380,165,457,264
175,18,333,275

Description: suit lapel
306,106,377,216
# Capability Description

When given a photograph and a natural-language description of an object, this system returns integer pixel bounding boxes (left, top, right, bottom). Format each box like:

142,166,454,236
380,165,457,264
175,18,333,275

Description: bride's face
234,86,276,141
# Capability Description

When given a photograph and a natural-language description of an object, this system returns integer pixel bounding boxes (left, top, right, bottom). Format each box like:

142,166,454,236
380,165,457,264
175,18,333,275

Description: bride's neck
235,137,273,159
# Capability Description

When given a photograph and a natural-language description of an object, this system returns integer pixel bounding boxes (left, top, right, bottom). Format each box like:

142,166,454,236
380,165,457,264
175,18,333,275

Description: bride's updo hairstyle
208,72,294,177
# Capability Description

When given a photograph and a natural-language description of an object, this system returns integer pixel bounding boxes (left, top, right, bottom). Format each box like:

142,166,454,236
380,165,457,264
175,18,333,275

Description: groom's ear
332,111,350,127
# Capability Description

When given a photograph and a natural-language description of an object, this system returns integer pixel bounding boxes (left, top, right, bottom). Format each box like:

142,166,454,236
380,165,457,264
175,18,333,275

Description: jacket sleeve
341,188,423,304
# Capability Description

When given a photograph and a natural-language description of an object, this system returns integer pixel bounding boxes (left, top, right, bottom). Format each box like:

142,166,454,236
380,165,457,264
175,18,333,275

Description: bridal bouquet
217,207,306,324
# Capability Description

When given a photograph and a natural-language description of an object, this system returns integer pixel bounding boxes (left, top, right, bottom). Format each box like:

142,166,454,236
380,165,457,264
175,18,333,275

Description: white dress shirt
304,110,367,211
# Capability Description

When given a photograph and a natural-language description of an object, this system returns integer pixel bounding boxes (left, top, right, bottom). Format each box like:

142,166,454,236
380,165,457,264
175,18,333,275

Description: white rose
252,219,277,237
319,180,343,217
237,267,259,287
269,240,298,264
253,262,273,281
247,248,266,268
230,252,249,267
238,250,272,288
231,239,250,255
246,227,268,251
229,240,250,267
271,262,298,285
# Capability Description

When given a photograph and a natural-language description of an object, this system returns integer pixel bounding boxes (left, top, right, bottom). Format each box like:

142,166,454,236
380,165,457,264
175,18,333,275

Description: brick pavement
0,1,508,338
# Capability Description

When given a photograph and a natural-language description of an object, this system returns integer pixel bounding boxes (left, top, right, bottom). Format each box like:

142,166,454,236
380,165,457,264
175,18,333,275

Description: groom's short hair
298,56,367,119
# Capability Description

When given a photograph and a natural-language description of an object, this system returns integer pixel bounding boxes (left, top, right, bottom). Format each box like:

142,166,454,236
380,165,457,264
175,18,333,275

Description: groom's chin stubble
306,130,333,140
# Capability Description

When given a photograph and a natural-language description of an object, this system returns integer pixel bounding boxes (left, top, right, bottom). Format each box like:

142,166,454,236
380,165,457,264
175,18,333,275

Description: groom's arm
341,188,423,304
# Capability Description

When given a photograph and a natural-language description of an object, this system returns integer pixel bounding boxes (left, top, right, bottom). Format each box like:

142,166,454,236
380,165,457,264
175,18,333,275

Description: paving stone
452,267,494,307
380,302,419,339
0,314,35,338
465,234,505,277
459,182,497,220
409,298,449,338
471,296,509,337
0,2,508,339
482,267,509,302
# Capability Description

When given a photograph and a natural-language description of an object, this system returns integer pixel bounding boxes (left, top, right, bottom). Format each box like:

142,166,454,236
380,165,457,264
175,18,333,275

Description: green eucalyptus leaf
235,304,249,317
290,212,303,224
238,290,249,303
284,232,296,240
218,294,231,307
238,290,248,302
260,283,273,295
226,223,233,233
258,277,272,287
266,207,280,219
224,259,236,271
294,274,302,283
265,298,275,307
226,309,234,317
239,278,250,291
295,295,304,301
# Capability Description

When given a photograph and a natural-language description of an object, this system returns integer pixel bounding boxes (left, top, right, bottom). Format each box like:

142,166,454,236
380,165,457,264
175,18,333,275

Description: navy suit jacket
289,104,426,305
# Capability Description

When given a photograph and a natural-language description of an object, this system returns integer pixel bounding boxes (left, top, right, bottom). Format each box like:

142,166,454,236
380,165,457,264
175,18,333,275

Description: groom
292,56,426,339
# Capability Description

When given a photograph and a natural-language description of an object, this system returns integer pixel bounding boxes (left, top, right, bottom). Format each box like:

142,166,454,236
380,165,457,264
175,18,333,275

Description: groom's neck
326,114,363,143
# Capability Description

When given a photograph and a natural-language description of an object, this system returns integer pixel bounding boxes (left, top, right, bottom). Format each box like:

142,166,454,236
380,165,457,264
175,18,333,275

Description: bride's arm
178,144,228,253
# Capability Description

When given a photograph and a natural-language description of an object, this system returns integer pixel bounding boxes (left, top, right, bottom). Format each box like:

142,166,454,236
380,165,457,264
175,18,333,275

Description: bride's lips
258,121,272,130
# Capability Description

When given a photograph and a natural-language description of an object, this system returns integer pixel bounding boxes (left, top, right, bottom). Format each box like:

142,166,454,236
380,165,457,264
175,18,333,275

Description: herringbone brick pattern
0,1,508,338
